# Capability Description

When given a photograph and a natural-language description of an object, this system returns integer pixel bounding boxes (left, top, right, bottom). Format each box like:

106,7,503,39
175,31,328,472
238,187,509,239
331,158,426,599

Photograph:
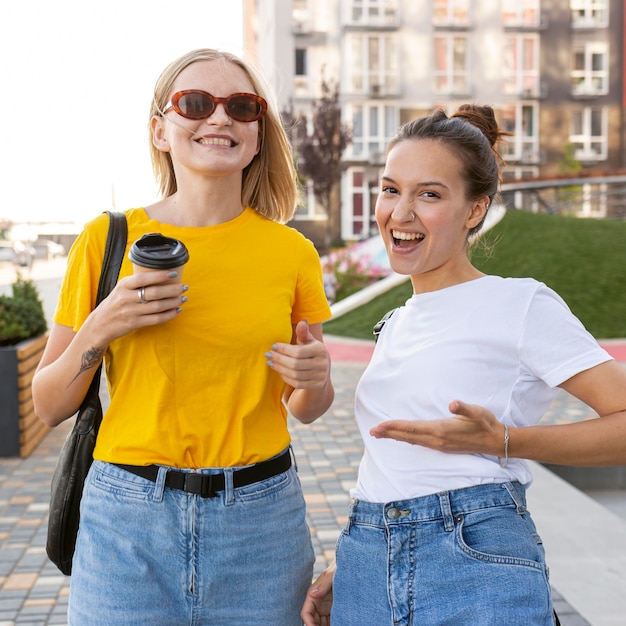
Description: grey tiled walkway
0,357,593,625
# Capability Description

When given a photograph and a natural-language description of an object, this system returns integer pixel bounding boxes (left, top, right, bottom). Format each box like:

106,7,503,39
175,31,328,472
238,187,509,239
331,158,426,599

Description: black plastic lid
128,233,190,269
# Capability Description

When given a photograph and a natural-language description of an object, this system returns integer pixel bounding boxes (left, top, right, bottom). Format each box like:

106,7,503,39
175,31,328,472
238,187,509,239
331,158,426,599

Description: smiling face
151,59,261,184
375,138,488,293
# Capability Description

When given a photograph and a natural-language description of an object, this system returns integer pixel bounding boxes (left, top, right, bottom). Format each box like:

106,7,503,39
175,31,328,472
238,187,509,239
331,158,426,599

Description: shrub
0,277,48,346
326,246,389,302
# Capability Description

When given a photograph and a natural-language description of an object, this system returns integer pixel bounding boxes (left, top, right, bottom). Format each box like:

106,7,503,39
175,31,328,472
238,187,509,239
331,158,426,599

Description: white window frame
433,35,469,96
348,103,398,161
570,107,608,161
293,180,327,221
570,0,609,28
348,34,398,95
342,167,380,240
432,0,470,27
292,0,312,33
503,34,540,97
500,103,540,163
347,0,398,26
571,42,609,96
294,48,309,96
502,0,541,27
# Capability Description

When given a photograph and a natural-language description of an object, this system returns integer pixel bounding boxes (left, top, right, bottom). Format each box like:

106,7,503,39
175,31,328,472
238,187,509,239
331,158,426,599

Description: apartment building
248,0,625,246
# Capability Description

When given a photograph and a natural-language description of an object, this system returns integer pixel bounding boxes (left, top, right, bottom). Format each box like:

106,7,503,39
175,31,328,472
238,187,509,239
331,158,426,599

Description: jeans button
387,507,401,519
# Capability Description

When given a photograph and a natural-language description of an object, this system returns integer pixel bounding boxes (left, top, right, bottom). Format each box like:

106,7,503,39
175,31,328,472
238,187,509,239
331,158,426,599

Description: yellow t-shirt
55,208,332,468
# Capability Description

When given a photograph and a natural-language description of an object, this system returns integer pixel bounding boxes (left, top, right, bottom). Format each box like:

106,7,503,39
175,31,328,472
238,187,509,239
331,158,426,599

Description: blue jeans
332,482,555,626
68,454,314,625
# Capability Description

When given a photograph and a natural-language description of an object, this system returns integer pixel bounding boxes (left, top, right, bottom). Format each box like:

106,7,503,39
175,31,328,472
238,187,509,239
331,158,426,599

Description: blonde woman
34,48,334,625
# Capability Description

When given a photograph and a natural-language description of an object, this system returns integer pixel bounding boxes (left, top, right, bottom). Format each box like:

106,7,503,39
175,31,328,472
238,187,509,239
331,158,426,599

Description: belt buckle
184,473,216,498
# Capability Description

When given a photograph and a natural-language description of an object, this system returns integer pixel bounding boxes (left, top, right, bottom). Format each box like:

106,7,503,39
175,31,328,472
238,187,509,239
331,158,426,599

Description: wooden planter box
0,334,50,457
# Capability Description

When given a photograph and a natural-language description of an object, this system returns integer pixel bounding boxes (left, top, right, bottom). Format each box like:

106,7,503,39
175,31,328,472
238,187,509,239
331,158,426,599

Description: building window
349,0,398,26
433,35,469,95
295,49,307,75
432,0,470,27
294,180,327,220
571,42,608,96
343,168,379,239
500,103,540,163
570,0,609,28
502,0,541,27
292,0,311,33
349,104,398,160
294,48,309,95
571,107,608,160
503,35,539,96
349,34,398,95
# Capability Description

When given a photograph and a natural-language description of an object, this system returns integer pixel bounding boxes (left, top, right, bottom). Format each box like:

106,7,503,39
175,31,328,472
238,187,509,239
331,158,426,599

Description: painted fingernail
168,271,178,279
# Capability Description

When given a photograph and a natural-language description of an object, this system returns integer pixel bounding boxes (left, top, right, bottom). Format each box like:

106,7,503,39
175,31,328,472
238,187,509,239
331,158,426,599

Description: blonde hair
149,48,298,223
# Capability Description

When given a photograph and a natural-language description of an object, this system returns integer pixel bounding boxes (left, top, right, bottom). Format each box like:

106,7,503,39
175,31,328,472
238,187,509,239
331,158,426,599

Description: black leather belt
114,449,291,498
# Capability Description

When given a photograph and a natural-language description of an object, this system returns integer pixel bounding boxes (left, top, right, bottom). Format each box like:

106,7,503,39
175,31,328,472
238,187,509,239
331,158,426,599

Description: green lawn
323,210,626,340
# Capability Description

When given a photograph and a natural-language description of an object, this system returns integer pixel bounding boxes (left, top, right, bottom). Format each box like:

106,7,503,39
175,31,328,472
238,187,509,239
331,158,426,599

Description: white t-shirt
352,276,612,502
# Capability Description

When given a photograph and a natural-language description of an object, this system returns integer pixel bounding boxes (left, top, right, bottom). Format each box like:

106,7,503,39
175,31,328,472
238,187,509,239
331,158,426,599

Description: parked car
0,242,13,263
11,241,36,268
35,239,65,259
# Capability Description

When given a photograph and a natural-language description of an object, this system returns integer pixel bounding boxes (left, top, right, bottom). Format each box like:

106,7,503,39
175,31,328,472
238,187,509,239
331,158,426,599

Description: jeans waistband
113,448,292,498
350,481,526,526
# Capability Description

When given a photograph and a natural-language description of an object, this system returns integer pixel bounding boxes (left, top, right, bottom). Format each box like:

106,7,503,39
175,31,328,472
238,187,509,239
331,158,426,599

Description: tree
557,144,583,214
283,75,351,253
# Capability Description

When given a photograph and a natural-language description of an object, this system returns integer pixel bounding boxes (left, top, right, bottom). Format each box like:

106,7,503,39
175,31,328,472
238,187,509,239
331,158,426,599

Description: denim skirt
68,455,314,625
332,481,555,626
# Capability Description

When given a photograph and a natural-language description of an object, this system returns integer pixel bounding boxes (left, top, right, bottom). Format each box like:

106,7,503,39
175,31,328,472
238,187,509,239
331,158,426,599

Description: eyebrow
381,175,449,191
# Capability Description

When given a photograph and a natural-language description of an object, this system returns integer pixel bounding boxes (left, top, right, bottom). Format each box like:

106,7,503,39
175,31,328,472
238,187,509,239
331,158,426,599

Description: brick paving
0,353,597,625
1,259,623,624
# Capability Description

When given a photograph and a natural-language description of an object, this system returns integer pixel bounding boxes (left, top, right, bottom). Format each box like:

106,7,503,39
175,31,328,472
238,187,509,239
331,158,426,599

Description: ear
151,116,170,153
466,197,489,230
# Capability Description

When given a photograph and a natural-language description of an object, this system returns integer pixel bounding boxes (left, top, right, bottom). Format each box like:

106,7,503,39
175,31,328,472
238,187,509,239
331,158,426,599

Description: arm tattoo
68,346,105,388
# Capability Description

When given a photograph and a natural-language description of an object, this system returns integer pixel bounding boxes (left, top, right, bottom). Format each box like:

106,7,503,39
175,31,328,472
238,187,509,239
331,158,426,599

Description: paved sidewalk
3,344,619,624
1,260,624,624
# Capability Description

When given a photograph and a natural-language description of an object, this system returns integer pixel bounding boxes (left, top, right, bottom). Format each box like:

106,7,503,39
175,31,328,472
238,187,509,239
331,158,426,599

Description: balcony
503,11,549,30
342,6,400,30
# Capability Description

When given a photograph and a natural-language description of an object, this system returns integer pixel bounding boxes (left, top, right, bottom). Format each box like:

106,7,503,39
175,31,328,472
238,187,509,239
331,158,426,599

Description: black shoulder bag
46,211,127,576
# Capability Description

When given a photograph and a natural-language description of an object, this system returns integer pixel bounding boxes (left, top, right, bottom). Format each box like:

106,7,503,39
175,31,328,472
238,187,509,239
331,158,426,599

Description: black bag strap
97,211,128,306
85,211,128,397
373,307,398,342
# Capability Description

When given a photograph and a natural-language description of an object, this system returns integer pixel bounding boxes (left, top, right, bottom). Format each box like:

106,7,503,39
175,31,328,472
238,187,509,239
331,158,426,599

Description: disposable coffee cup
128,233,189,278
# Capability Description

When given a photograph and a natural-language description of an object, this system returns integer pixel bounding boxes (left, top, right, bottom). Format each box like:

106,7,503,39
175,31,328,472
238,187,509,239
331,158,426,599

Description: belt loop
223,468,235,505
438,492,454,531
289,445,298,472
152,466,167,502
503,481,527,514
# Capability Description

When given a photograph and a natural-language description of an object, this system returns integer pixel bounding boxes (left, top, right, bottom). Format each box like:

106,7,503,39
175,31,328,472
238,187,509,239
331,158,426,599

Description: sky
1,1,244,233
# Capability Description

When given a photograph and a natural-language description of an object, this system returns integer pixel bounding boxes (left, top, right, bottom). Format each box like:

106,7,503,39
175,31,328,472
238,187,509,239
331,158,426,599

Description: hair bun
451,104,505,148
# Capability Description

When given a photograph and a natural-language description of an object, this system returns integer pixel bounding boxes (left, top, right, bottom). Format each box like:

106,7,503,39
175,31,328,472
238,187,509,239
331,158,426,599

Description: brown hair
387,104,510,235
149,48,299,223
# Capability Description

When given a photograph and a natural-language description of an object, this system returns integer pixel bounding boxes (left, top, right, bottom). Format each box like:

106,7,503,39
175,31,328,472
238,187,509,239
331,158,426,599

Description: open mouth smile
392,230,425,247
197,137,235,147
